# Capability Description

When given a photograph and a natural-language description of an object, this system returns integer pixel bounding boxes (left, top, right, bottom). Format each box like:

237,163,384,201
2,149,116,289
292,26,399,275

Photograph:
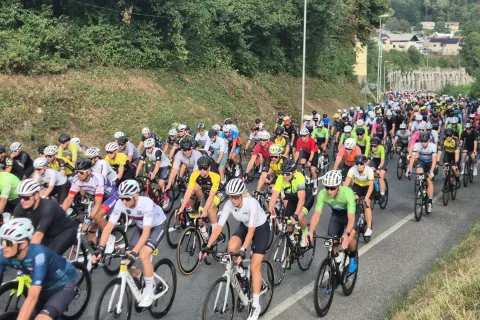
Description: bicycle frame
8,271,31,297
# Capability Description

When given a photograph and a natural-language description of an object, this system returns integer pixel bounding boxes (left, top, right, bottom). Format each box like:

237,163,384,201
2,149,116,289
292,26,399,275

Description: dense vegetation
0,0,388,80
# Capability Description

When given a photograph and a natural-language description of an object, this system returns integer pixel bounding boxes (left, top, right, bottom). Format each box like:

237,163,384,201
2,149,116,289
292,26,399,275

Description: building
428,37,462,55
354,41,368,84
382,33,421,52
420,22,435,30
445,22,460,33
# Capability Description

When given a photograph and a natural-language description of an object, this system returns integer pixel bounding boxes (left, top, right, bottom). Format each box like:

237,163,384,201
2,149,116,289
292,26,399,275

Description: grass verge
385,219,480,320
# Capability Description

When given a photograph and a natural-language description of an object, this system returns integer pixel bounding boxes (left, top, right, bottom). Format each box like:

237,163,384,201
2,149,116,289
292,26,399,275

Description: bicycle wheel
463,162,470,187
149,258,177,318
62,262,92,319
103,227,129,276
388,140,394,159
266,215,277,253
212,222,231,261
0,281,26,313
442,177,450,206
379,178,388,210
313,258,335,317
451,175,458,200
268,234,288,286
162,189,175,213
177,226,202,275
166,210,183,249
202,277,236,320
255,259,275,316
0,311,18,320
298,229,316,271
414,181,424,222
469,161,474,183
396,156,404,180
65,242,88,266
341,251,358,296
94,278,132,320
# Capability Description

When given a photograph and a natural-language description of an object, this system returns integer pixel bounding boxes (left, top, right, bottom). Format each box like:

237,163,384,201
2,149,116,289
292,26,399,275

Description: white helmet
356,120,364,126
168,129,177,136
144,138,155,148
344,126,352,133
177,124,187,131
44,145,58,156
337,109,342,113
300,128,310,136
105,142,119,152
425,122,433,129
17,179,41,195
344,138,356,149
413,105,419,110
71,137,80,145
317,121,324,127
118,180,140,198
212,124,221,131
223,124,232,132
450,117,458,124
33,157,48,168
85,147,100,158
356,106,361,111
0,218,34,241
306,116,312,121
322,170,342,187
258,131,271,140
399,123,407,129
415,115,423,121
142,127,150,134
10,142,21,152
419,122,427,130
350,106,354,110
343,109,347,113
114,131,126,139
386,110,393,116
225,178,246,196
368,111,375,118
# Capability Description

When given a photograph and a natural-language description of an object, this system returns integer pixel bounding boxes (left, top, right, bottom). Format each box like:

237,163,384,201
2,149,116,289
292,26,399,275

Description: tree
461,32,480,74
407,46,422,65
386,17,411,33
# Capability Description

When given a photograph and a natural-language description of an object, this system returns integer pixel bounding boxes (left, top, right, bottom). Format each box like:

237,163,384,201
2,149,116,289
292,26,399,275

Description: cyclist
268,158,314,247
256,144,286,192
10,142,34,180
384,109,396,137
115,134,142,168
437,128,460,179
365,137,387,203
282,118,297,154
204,129,229,183
333,138,361,178
354,127,370,154
163,128,178,155
307,170,358,273
394,123,412,153
244,131,273,179
406,132,437,214
344,154,374,237
195,123,208,148
12,179,77,254
0,145,13,173
410,114,425,133
105,142,135,183
311,121,329,154
224,118,239,135
58,134,85,164
273,112,285,133
201,178,270,320
0,218,78,320
71,137,89,152
0,171,21,221
338,125,354,148
92,180,167,307
85,147,118,184
371,117,387,142
220,124,242,175
294,128,320,193
32,158,70,202
165,137,203,191
244,125,261,153
168,124,193,160
44,145,75,178
137,127,162,151
459,122,478,175
447,116,462,138
37,144,48,158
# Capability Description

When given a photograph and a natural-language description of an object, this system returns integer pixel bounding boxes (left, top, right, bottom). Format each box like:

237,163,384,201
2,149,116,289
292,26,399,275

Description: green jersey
365,145,385,159
315,186,356,213
0,172,20,200
312,128,329,139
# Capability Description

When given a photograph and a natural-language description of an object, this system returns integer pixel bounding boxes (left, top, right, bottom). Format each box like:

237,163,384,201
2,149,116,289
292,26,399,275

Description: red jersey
296,137,318,154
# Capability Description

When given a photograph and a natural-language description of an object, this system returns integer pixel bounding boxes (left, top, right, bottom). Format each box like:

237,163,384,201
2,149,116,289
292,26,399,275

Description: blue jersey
322,117,331,127
0,244,77,291
140,133,163,149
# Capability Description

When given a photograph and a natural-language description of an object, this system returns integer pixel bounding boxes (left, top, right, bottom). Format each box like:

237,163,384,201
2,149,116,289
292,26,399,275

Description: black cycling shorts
443,151,456,165
352,184,371,199
37,280,76,320
51,181,71,203
42,226,77,256
128,221,167,251
327,210,360,237
232,221,270,255
300,151,319,168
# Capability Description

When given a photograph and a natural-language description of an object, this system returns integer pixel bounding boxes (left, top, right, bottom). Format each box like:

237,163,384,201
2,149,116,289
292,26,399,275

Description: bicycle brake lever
203,257,212,265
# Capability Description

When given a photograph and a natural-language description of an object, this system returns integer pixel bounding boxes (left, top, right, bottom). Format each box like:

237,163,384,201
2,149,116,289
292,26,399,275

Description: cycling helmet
58,134,71,143
469,113,476,119
450,117,459,124
0,145,5,153
255,118,261,124
225,178,246,196
305,116,313,121
278,112,284,117
197,123,205,131
371,137,381,146
197,155,211,168
356,119,364,126
415,115,423,121
177,124,187,131
425,122,433,130
333,113,340,119
299,128,310,136
376,117,383,124
344,126,352,133
75,158,92,171
274,127,284,136
432,112,439,118
10,142,21,152
212,124,221,131
179,137,194,150
454,109,459,115
337,109,342,113
0,218,34,241
280,158,297,173
376,109,382,114
43,145,58,156
118,180,140,198
33,157,48,168
420,132,430,142
283,119,292,125
399,123,407,129
142,127,150,134
71,137,80,145
317,121,324,127
169,129,177,136
224,118,233,125
323,113,328,118
17,179,40,195
355,154,367,164
344,138,356,149
37,144,47,154
258,131,271,140
85,147,101,158
465,122,473,129
143,138,155,148
358,110,364,114
191,140,199,149
419,122,427,130
356,127,365,135
386,110,393,116
105,142,119,152
223,124,232,132
114,131,125,139
322,170,342,187
117,136,128,144
445,128,454,136
269,144,283,156
208,129,218,138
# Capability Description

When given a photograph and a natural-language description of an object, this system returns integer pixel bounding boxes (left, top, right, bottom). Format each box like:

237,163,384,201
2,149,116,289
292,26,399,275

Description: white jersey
347,165,374,184
195,132,208,148
410,120,426,133
34,168,67,186
413,142,437,162
203,136,228,154
141,148,169,167
218,197,267,228
109,196,166,229
92,159,118,182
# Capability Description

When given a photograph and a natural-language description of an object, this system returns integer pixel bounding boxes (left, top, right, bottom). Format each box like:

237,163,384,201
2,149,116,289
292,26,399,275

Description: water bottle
235,265,246,281
105,234,115,254
334,250,345,272
289,232,296,244
374,181,380,193
217,192,225,203
185,203,193,213
199,226,209,242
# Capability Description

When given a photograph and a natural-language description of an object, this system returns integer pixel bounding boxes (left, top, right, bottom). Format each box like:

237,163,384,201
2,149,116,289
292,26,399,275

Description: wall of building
354,41,368,84
387,67,473,91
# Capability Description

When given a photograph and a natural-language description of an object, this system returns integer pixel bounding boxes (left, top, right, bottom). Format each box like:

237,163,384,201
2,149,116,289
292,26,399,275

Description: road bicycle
136,174,175,213
225,157,244,182
442,163,459,206
371,171,389,210
410,172,430,222
462,151,474,187
396,146,408,180
317,149,330,176
254,188,284,251
202,251,274,320
312,235,358,317
0,262,91,320
94,250,176,320
386,135,395,159
355,197,372,243
268,217,316,286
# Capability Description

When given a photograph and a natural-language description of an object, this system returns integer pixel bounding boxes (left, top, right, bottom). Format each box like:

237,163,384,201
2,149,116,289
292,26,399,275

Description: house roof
445,22,460,26
430,38,460,44
386,33,420,42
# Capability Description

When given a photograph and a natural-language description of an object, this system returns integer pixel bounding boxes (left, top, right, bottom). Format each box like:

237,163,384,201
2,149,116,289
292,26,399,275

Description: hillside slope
0,68,364,149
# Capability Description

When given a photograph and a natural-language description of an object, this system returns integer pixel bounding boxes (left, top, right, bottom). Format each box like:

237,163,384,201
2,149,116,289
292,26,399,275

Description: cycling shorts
300,151,319,167
443,151,456,165
327,210,360,237
232,221,270,255
416,159,433,173
128,221,167,251
37,280,76,320
352,184,371,200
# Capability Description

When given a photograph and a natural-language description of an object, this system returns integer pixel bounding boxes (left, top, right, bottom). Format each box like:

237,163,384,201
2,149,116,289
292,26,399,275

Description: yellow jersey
48,157,74,176
105,153,130,172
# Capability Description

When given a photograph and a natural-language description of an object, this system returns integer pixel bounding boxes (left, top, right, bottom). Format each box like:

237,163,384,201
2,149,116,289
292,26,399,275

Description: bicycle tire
379,178,388,209
463,162,470,187
451,175,458,200
469,161,474,183
148,258,177,318
202,277,236,320
0,311,18,320
313,258,335,317
166,210,183,249
414,180,424,222
298,228,316,271
177,226,202,275
212,222,231,261
103,227,129,276
442,176,450,206
94,278,132,320
396,156,404,180
265,213,278,252
162,189,175,213
341,251,358,296
62,262,92,320
254,259,275,316
268,234,288,286
0,281,26,313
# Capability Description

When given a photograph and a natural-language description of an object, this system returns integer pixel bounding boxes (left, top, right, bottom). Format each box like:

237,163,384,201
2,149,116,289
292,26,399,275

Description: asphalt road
3,150,479,320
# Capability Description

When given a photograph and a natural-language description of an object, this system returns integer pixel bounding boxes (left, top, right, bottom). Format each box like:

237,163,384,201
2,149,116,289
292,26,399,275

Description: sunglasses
371,145,378,148
1,239,22,247
199,130,205,132
300,135,308,138
120,197,133,202
345,148,353,151
270,155,279,159
182,148,192,152
282,172,293,177
199,167,209,171
35,168,44,171
46,155,54,158
179,130,185,133
355,161,365,165
357,133,364,136
118,143,126,146
229,195,242,200
325,186,338,191
107,151,115,154
19,195,34,201
260,139,269,142
76,170,88,175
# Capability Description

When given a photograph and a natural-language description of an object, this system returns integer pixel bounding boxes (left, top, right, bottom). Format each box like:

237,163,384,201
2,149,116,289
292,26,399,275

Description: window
393,45,396,48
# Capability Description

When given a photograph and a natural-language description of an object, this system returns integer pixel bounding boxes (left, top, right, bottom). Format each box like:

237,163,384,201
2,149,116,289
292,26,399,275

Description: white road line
263,191,442,320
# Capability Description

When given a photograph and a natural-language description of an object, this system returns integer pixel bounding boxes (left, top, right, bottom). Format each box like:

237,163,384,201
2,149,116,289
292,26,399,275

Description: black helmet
432,112,438,118
355,154,367,164
197,123,205,131
278,112,284,117
58,134,71,143
37,144,48,153
191,140,199,149
117,136,128,144
0,145,5,153
179,136,194,150
255,118,261,124
323,113,328,118
376,117,382,124
224,118,232,124
75,158,92,171
197,155,211,168
356,128,365,135
275,127,284,136
371,137,381,146
445,128,453,137
280,158,297,173
420,132,430,142
208,129,218,138
312,110,317,115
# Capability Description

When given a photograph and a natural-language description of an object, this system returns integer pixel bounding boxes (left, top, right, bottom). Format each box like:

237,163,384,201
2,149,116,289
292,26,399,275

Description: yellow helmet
333,113,340,119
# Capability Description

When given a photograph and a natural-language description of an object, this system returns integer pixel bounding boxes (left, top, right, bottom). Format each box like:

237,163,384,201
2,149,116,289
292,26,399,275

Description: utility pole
377,13,389,104
300,0,307,122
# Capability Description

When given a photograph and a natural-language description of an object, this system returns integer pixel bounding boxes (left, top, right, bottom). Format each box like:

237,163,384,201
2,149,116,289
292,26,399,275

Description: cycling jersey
366,145,385,159
248,132,261,142
48,157,74,176
166,136,177,146
395,129,412,144
109,196,166,229
187,171,220,194
140,132,162,149
34,168,67,187
195,132,209,148
105,152,131,172
347,165,374,187
274,137,287,149
0,172,20,200
296,137,318,154
92,159,118,182
336,146,361,167
355,134,370,148
120,141,141,161
273,171,305,199
58,143,84,163
460,130,477,151
11,151,34,180
312,127,329,139
172,149,203,170
440,137,459,153
322,117,331,127
315,186,356,213
203,136,228,154
447,123,463,137
371,123,386,137
0,156,12,170
267,156,287,176
339,133,354,144
69,171,117,199
384,117,394,132
412,142,437,162
253,141,274,159
0,244,77,291
410,131,437,145
140,148,170,167
410,120,426,133
218,197,267,228
219,131,242,146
